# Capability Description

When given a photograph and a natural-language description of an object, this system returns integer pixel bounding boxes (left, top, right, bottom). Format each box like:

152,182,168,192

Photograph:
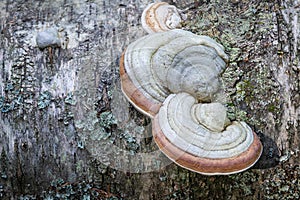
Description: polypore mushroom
152,92,263,175
120,29,263,174
120,29,228,118
141,2,186,34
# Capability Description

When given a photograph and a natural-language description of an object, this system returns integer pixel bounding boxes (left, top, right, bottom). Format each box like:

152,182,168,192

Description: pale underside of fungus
141,2,186,34
120,29,263,175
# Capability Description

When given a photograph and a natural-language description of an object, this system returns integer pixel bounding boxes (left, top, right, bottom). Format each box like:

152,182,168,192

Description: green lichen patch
119,130,139,155
64,92,77,106
38,91,52,109
99,111,117,130
263,164,300,200
2,47,37,115
75,110,117,142
155,165,263,199
227,171,261,196
39,179,121,200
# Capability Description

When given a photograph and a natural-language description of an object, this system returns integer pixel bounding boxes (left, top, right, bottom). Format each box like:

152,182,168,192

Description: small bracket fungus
120,29,263,175
36,28,61,49
141,2,186,34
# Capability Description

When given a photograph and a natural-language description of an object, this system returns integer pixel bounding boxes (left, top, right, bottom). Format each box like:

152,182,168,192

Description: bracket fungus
120,29,263,175
141,2,186,34
152,93,263,175
120,29,228,118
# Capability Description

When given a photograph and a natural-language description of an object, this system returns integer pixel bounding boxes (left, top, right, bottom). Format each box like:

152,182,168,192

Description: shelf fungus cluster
120,29,263,175
141,2,186,33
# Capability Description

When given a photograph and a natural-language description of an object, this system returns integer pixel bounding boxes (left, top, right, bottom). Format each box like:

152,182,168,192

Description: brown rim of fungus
152,115,263,175
119,51,162,118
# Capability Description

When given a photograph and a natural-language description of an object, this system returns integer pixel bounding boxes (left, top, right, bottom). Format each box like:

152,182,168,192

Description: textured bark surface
0,0,299,199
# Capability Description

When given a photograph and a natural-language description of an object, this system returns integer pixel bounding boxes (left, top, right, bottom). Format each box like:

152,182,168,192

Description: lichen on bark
0,0,299,199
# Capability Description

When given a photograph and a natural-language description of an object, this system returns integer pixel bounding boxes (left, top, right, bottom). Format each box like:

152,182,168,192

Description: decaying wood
0,0,299,199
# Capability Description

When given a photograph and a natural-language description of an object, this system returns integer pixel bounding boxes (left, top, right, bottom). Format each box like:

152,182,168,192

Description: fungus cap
141,2,186,34
120,29,228,118
152,93,263,175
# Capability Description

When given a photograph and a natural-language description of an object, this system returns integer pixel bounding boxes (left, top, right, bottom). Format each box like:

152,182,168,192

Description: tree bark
0,0,299,199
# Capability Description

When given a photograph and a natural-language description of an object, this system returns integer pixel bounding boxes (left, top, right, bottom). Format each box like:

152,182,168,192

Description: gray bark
0,0,299,199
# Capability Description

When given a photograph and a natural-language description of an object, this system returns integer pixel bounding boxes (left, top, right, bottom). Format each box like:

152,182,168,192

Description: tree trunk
0,0,299,199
